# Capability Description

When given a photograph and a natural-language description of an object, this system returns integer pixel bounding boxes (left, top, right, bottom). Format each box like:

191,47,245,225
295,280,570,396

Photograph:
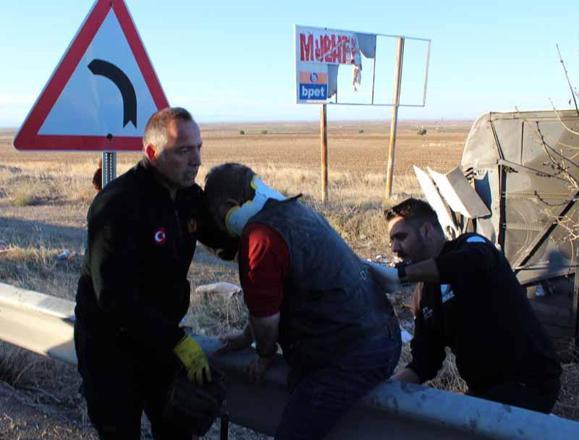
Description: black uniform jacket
75,160,234,363
407,234,561,393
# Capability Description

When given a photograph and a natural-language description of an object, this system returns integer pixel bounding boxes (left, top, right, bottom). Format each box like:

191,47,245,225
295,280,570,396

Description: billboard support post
320,104,328,203
385,37,405,199
574,246,579,352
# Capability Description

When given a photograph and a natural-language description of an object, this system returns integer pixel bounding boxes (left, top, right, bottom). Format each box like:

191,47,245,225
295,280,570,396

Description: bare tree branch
556,44,579,115
548,99,579,141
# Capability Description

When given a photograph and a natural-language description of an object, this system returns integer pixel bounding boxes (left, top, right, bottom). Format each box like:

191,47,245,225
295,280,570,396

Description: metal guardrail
0,282,76,365
1,282,578,439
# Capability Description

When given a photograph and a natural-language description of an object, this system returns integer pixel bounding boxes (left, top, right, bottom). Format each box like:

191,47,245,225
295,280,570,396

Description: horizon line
0,117,476,131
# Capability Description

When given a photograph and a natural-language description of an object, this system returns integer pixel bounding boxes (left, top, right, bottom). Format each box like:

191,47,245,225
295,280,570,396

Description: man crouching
205,163,401,440
375,198,561,413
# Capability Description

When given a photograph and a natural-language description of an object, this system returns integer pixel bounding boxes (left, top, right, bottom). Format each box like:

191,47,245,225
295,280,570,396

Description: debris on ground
56,250,73,261
196,282,243,300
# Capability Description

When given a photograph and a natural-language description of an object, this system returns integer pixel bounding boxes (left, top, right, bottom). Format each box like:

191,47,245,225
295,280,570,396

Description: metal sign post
320,104,328,203
102,151,117,187
385,37,405,199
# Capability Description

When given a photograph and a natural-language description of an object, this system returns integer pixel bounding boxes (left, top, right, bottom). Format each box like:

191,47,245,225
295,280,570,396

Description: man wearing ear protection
75,108,235,439
205,163,401,440
373,198,561,414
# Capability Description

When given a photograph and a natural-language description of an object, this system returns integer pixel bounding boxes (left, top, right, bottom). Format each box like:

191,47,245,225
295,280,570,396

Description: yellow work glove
173,335,212,384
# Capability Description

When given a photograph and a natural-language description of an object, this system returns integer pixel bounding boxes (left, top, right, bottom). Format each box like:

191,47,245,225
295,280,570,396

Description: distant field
0,120,467,207
0,120,469,275
1,120,468,172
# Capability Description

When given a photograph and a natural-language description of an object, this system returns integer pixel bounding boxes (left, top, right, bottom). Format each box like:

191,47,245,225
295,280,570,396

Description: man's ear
144,144,157,162
420,222,432,241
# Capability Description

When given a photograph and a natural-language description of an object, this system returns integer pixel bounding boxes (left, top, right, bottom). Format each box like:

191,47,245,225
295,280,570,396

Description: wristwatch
397,263,410,285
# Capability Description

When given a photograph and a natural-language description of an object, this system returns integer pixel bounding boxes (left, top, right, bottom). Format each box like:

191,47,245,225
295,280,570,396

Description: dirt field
1,120,577,437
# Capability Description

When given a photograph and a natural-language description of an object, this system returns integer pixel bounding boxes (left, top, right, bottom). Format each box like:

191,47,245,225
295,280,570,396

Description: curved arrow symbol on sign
88,59,137,128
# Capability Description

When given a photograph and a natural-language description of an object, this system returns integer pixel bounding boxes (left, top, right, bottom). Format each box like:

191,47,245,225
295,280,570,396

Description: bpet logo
299,83,327,100
298,71,328,101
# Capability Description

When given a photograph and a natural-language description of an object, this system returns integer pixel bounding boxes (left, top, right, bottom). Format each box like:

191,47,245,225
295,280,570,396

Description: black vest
248,199,398,369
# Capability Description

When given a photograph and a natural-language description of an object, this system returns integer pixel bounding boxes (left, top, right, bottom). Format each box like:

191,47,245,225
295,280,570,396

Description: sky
1,0,579,127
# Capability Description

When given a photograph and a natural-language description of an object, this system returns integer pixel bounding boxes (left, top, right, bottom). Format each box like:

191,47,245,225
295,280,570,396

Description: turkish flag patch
153,227,167,245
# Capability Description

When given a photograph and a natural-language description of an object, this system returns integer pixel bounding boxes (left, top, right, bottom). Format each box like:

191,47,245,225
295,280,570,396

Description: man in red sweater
205,163,401,440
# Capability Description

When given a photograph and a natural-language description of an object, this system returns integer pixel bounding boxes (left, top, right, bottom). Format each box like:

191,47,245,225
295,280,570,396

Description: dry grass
0,344,87,426
0,245,81,298
556,360,579,420
1,120,578,427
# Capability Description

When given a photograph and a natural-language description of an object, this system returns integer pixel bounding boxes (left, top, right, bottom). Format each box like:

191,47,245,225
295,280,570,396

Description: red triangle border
13,0,169,151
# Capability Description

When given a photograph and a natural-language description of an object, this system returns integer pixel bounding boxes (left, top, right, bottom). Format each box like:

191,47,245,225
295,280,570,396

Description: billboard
295,25,369,104
294,25,431,106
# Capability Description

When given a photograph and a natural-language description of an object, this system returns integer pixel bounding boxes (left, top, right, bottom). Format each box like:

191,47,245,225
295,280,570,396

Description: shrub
239,130,245,135
11,193,36,207
261,129,268,135
417,127,427,136
358,129,365,134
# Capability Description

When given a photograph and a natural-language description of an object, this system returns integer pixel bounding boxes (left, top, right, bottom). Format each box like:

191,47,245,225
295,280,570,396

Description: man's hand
203,244,239,262
173,335,211,384
246,355,275,383
214,329,253,356
391,367,420,384
365,261,402,292
245,314,279,382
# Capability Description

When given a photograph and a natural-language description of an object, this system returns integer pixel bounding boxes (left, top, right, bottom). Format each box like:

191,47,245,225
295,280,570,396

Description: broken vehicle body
416,109,578,353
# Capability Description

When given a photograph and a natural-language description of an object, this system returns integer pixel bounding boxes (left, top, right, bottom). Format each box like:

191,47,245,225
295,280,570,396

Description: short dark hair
143,107,194,150
385,198,441,229
204,163,256,229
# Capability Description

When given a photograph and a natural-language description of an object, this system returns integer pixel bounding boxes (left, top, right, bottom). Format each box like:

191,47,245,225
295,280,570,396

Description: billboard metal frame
294,25,431,108
294,25,432,200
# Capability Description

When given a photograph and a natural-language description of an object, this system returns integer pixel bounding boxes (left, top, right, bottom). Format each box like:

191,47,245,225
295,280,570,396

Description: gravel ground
0,378,271,440
0,381,96,440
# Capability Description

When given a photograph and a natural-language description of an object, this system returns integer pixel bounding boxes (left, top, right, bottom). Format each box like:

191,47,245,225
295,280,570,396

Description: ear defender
225,177,285,236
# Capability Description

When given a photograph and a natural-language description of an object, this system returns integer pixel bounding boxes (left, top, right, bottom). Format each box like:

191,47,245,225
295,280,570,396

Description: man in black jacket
75,107,231,439
370,198,561,413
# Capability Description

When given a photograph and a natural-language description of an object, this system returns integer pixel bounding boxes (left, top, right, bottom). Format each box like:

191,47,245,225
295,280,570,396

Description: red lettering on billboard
300,33,314,62
322,36,329,62
329,35,337,63
299,30,359,65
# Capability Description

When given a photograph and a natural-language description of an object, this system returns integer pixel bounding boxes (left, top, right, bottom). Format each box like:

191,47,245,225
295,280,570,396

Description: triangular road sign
14,0,169,151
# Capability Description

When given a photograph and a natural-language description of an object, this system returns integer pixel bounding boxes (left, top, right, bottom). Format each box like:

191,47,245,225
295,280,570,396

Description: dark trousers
74,322,194,440
470,378,560,414
275,333,402,440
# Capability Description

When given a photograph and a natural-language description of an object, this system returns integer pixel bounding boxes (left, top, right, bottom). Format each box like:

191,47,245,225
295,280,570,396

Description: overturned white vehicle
415,109,578,355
